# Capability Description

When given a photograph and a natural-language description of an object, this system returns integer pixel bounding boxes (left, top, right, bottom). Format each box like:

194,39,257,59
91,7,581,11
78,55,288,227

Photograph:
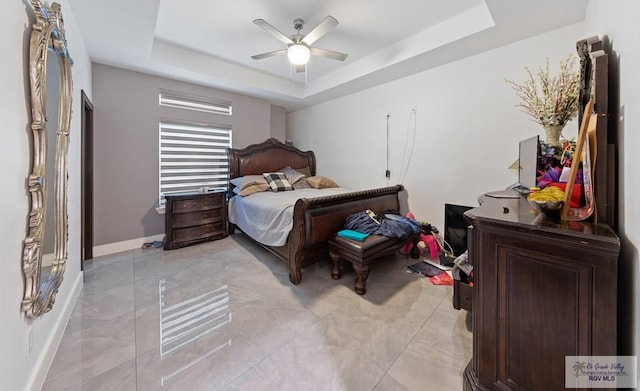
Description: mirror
576,36,613,226
22,1,73,318
577,37,596,126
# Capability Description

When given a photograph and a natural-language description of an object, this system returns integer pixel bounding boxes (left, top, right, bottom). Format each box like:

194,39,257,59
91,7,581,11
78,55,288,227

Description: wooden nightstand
164,191,227,250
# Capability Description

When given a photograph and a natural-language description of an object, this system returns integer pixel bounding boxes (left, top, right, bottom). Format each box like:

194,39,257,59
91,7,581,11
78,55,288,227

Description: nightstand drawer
172,208,223,228
172,195,223,213
172,221,225,243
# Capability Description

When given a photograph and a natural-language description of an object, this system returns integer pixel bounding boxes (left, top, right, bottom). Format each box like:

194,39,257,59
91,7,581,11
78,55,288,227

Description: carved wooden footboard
280,185,402,284
227,139,404,284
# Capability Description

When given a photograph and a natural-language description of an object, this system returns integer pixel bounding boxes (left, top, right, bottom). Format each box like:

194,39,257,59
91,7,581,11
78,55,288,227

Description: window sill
155,206,165,215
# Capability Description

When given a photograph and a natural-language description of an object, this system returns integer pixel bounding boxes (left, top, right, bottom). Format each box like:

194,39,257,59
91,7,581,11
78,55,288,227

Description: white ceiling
67,0,588,111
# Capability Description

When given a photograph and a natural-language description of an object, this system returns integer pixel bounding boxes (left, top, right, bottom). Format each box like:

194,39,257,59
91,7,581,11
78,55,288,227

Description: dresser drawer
172,194,224,213
453,280,473,312
172,208,223,228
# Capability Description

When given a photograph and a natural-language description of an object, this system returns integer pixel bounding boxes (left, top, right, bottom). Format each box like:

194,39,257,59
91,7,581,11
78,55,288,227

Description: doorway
81,90,94,267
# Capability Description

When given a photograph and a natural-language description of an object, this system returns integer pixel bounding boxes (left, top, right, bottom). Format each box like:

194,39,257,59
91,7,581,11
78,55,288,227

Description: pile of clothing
344,209,420,238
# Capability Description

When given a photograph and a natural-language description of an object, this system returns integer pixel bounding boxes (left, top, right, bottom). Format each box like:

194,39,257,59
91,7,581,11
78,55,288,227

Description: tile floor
41,233,472,391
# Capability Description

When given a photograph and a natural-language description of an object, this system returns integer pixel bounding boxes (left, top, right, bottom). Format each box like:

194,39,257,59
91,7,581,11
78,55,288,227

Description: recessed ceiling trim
150,3,494,103
74,0,589,111
151,39,305,98
304,3,495,97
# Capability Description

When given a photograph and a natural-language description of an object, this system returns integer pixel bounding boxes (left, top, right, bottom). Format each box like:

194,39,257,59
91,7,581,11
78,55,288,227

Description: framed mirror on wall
22,0,73,318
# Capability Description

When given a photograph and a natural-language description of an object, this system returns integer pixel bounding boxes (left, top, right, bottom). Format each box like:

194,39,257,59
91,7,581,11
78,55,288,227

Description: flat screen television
439,203,473,266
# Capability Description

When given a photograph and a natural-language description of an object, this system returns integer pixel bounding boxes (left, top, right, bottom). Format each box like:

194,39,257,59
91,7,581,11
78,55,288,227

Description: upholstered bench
329,233,419,295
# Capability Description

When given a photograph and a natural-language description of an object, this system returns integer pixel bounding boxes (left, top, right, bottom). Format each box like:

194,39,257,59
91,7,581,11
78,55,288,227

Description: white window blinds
159,121,231,205
159,90,232,115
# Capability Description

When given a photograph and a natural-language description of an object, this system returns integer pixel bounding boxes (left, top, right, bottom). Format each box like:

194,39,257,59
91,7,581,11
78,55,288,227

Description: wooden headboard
227,138,317,179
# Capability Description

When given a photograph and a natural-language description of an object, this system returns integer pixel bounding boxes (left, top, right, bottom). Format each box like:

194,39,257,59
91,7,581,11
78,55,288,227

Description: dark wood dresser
463,194,620,391
462,35,620,390
164,191,227,250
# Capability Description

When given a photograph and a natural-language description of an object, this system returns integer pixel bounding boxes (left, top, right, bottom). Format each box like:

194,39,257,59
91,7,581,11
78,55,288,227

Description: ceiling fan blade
301,16,338,45
253,19,294,45
251,49,287,60
310,47,348,61
294,64,305,73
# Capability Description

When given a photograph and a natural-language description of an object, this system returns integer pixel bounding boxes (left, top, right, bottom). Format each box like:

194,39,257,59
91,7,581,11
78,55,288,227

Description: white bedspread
228,188,354,246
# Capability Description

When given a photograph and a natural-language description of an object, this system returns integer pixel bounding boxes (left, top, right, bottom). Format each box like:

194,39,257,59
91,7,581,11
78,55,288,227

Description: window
159,121,231,205
159,90,232,115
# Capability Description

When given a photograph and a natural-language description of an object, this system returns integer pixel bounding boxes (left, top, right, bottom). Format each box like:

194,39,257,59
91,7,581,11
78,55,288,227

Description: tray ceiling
68,0,588,111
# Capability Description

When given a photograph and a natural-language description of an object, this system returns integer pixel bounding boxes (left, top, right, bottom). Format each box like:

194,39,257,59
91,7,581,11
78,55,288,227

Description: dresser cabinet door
472,225,618,391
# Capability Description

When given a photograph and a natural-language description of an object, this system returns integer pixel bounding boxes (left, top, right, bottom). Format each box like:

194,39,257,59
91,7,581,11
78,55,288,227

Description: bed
227,138,405,285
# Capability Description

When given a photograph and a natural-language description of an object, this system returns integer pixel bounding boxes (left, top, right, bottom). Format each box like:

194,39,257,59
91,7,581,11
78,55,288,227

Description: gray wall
92,63,284,245
287,23,584,227
270,105,286,141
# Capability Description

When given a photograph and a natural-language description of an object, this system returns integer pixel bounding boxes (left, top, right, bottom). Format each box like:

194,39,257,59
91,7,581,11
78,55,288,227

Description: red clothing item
548,182,582,208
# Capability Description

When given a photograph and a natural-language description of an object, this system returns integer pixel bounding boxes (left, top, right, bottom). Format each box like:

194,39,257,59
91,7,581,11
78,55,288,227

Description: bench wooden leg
329,252,341,280
352,263,369,295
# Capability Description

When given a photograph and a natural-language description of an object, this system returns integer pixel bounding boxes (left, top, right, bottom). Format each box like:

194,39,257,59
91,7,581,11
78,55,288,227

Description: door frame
81,90,94,266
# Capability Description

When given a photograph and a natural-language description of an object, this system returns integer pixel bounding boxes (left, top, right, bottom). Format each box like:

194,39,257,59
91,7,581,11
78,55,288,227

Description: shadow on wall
605,36,634,358
615,104,634,358
398,188,409,216
617,238,636,358
142,203,165,239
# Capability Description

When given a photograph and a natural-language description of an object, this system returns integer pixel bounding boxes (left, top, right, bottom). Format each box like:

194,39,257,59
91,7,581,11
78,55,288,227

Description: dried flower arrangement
506,55,581,127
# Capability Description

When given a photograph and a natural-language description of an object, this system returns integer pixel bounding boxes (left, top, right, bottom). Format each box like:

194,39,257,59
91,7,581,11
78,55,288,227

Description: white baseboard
93,233,165,258
28,271,83,391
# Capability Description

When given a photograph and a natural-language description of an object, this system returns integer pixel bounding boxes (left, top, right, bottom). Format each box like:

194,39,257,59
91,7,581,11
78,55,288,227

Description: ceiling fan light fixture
287,44,310,65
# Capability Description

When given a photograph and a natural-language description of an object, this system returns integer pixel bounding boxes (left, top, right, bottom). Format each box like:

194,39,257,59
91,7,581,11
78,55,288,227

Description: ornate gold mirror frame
22,1,73,318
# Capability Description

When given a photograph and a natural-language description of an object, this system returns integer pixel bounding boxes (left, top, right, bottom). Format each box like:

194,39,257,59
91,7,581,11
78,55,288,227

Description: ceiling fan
251,16,348,71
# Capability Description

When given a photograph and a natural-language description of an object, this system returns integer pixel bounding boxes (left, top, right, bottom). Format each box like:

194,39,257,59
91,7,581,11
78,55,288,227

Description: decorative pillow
229,175,270,196
263,172,294,192
239,182,270,196
280,166,306,185
292,178,312,189
306,176,339,189
297,166,312,177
